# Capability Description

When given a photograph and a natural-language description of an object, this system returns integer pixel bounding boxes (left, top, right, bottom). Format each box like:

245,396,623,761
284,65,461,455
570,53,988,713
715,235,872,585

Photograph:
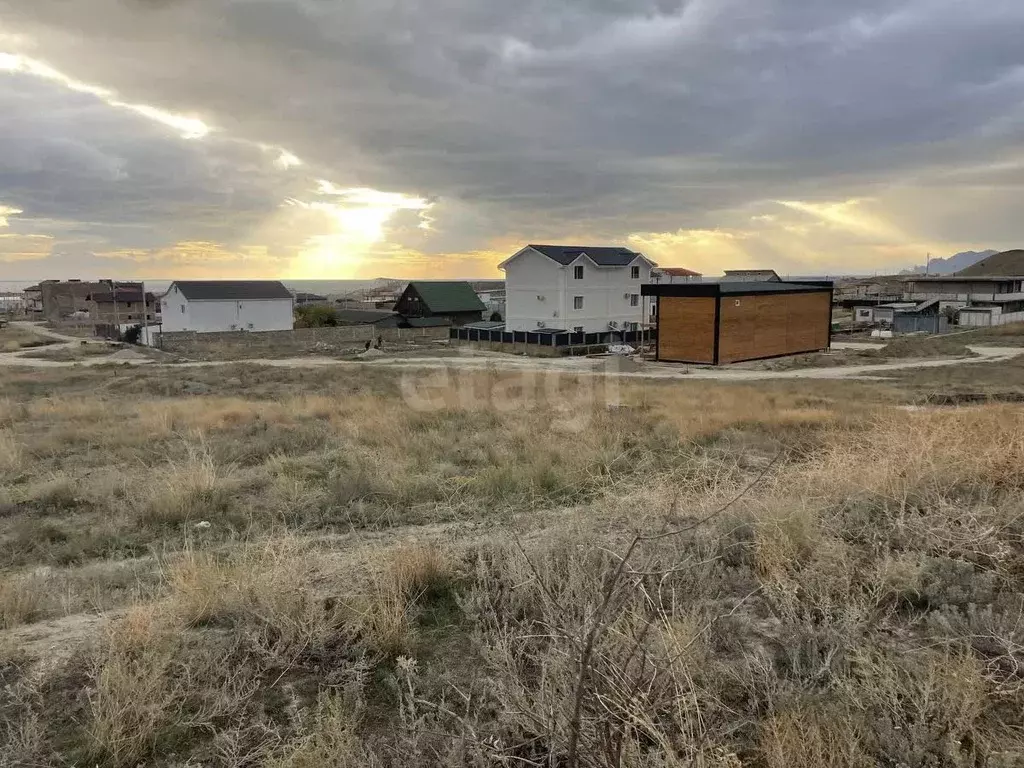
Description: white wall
996,310,1024,325
161,285,293,332
504,248,565,332
958,308,1024,327
562,256,650,332
161,285,189,331
959,310,994,328
503,247,652,333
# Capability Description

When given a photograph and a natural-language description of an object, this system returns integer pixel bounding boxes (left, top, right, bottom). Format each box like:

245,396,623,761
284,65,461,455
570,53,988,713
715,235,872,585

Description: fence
158,324,450,355
450,327,654,353
892,314,948,335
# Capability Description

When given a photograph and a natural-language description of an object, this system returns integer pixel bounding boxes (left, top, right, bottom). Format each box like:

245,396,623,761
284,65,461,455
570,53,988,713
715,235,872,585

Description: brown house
642,281,833,365
88,288,160,324
40,280,143,323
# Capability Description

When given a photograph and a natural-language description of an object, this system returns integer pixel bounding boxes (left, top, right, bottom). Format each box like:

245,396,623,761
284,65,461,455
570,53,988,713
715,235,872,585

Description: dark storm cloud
1,0,1023,269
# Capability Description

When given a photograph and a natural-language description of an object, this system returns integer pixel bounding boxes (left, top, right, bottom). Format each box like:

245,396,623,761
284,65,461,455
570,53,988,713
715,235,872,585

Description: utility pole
112,279,120,337
140,279,149,346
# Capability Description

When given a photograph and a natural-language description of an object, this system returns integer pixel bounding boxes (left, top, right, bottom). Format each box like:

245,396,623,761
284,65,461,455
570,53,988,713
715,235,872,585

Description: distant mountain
901,250,997,275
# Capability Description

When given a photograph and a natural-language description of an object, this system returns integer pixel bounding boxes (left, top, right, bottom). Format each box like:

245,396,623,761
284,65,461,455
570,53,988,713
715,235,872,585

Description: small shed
892,299,947,335
872,302,918,325
642,281,833,365
958,306,997,328
393,281,486,326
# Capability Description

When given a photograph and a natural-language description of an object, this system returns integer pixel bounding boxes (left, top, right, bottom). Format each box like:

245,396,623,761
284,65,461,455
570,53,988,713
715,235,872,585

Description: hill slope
956,249,1024,276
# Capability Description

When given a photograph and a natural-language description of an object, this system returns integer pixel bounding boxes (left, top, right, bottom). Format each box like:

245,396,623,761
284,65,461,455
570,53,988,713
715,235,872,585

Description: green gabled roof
407,281,486,313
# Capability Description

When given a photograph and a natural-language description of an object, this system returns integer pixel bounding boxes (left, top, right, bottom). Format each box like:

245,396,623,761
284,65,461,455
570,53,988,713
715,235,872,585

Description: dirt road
2,322,1021,379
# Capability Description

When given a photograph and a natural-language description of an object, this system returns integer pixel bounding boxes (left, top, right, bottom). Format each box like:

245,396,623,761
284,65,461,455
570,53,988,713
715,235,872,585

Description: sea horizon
0,277,506,295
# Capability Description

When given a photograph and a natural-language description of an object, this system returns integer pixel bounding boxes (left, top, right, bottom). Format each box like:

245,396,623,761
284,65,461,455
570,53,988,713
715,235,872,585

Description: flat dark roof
642,280,832,298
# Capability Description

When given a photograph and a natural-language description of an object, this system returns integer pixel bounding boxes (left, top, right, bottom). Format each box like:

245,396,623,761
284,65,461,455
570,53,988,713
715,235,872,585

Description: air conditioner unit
608,320,619,329
537,295,545,301
623,293,631,299
536,321,545,328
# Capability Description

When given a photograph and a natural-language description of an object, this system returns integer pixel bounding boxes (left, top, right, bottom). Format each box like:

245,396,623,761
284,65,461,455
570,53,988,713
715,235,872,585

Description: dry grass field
2,360,1024,766
0,325,57,354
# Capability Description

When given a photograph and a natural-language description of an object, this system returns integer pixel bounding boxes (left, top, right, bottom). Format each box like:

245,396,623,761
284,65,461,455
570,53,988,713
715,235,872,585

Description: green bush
121,325,142,345
295,305,338,328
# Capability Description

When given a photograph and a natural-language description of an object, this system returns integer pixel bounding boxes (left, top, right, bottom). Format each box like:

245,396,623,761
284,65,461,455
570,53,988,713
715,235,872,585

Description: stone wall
157,325,449,358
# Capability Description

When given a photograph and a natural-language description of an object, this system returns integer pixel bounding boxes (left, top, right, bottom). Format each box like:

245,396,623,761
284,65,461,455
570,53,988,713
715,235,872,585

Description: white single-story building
161,280,294,333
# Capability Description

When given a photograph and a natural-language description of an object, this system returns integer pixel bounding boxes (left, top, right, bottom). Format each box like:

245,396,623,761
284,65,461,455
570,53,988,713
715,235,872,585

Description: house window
631,266,640,279
629,322,639,331
650,304,658,318
629,294,639,307
180,306,185,314
573,326,584,333
573,266,584,280
573,296,584,310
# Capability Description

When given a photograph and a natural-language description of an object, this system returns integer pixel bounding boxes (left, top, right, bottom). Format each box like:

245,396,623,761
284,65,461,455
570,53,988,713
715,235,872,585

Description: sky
0,0,1023,281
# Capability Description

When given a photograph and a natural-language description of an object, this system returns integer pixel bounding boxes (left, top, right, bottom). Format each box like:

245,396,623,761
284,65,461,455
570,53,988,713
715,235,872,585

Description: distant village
3,245,1022,366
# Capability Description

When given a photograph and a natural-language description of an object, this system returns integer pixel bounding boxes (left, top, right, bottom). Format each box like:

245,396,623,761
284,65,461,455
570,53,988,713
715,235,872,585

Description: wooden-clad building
642,281,833,365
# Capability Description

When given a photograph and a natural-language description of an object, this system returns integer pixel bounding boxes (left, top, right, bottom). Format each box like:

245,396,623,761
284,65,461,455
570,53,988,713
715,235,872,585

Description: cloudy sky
0,0,1022,280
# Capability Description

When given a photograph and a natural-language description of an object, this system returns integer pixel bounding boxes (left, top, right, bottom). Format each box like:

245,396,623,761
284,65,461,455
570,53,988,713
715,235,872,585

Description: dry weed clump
0,570,46,629
85,605,182,767
0,429,23,478
266,693,372,768
354,544,458,657
140,445,236,526
165,541,346,660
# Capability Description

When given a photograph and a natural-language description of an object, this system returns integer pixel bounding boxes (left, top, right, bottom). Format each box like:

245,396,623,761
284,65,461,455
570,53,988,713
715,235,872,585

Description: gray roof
529,244,643,267
463,321,506,330
173,280,292,301
721,269,780,282
334,308,398,324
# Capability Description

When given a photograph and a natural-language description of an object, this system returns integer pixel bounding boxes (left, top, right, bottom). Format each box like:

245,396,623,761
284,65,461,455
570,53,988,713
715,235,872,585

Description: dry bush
0,570,46,629
390,545,454,595
85,605,183,768
83,603,264,768
267,693,373,768
458,531,743,767
165,540,346,660
834,648,991,764
140,444,236,526
760,704,870,768
352,545,456,657
0,429,22,478
19,472,79,512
